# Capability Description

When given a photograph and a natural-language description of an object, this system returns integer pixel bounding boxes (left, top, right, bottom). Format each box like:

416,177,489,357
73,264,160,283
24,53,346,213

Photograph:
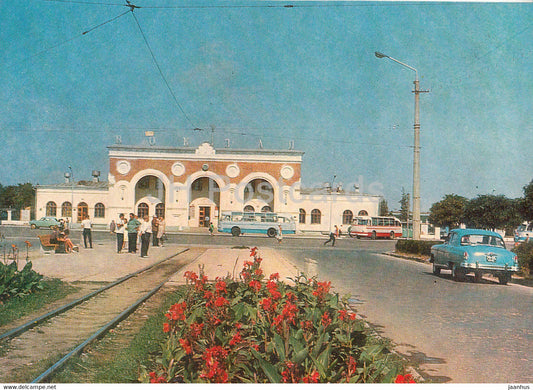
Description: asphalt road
2,226,531,383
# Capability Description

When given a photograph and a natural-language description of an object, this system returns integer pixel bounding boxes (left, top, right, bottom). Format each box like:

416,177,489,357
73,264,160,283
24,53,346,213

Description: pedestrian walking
157,216,166,246
81,216,93,248
151,215,159,247
209,222,214,236
115,214,126,253
324,229,336,246
276,223,283,244
140,215,152,258
126,213,141,253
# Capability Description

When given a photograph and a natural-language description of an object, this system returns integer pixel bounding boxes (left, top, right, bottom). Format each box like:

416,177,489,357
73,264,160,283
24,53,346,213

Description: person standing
126,213,141,253
324,229,336,247
81,216,93,248
209,222,214,236
109,220,116,234
276,223,283,244
140,215,152,258
157,216,166,246
115,214,126,253
151,216,159,247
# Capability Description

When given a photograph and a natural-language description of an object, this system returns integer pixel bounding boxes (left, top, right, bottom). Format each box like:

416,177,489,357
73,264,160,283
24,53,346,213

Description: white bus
348,215,402,240
218,211,296,237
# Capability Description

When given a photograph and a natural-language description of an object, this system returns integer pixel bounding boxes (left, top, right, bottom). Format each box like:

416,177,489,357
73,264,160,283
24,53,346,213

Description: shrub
512,242,533,277
141,247,408,384
0,261,44,303
395,240,442,256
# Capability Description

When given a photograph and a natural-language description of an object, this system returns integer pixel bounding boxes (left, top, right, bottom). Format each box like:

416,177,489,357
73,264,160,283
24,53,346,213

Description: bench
38,235,66,254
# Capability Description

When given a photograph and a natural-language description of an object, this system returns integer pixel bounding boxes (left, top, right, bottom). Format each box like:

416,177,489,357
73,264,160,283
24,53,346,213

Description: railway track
0,247,206,383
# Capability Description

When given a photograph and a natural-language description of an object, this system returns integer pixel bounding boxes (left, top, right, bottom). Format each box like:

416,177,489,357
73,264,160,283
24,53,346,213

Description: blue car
430,229,518,285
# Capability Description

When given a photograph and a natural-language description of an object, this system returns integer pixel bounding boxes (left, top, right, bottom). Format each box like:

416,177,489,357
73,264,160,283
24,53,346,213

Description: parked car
514,221,533,244
29,217,60,229
430,229,518,285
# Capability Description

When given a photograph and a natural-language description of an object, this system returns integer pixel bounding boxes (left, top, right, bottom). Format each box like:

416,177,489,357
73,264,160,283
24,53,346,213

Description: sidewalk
24,242,188,283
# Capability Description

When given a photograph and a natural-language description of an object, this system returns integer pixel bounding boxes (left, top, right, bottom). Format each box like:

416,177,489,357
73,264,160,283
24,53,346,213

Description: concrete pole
413,79,421,240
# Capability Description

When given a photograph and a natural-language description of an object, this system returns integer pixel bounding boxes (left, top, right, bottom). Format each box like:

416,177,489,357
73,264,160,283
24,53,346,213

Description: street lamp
68,166,74,227
375,51,427,240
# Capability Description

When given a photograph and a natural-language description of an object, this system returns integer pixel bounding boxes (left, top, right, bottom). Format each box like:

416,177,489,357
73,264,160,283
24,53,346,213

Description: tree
463,194,521,231
398,188,410,222
518,179,533,221
379,198,390,216
428,194,467,228
0,182,35,210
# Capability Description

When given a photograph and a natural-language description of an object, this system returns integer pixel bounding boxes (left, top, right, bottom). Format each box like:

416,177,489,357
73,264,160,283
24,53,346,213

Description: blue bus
218,211,296,237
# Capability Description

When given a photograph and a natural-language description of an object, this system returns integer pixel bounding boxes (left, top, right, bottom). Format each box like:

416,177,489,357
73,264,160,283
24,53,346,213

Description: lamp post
329,175,336,233
68,166,74,227
375,51,427,240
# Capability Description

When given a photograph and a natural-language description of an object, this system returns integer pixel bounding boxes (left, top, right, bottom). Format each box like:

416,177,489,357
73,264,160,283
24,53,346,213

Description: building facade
35,142,381,233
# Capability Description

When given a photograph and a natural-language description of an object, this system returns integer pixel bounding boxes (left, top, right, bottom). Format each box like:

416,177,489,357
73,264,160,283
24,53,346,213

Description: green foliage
395,240,443,256
512,242,533,277
398,188,409,222
428,194,467,228
0,261,44,303
378,199,390,216
462,195,521,231
141,248,406,384
0,182,35,210
518,180,533,222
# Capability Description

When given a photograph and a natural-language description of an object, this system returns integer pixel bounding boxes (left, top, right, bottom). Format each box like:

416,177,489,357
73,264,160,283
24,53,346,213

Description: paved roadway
1,226,531,383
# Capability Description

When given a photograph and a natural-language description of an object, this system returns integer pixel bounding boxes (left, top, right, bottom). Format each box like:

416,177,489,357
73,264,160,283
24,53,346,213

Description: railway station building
35,142,381,233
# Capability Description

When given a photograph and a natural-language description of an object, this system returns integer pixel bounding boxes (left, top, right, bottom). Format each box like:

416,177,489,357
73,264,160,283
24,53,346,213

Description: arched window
342,210,353,225
94,203,105,218
155,203,165,218
299,208,306,224
358,210,368,216
61,202,72,217
261,205,272,213
243,205,255,212
138,203,149,218
46,201,57,217
311,209,321,224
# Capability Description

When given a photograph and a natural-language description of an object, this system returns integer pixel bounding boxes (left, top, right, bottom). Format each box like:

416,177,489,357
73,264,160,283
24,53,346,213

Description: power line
3,10,130,71
128,8,196,129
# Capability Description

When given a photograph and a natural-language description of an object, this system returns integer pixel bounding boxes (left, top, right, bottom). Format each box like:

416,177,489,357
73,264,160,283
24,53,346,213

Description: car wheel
389,231,395,240
452,264,466,282
371,231,377,240
474,271,483,283
498,273,511,285
50,225,56,230
30,224,37,229
267,228,276,238
231,226,241,237
432,261,441,276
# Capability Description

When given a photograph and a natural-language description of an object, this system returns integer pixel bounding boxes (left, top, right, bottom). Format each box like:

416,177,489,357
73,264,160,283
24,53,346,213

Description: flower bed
141,247,411,383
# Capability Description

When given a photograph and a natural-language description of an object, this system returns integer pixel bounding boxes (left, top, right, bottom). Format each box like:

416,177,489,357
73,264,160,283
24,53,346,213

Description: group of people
112,214,166,258
50,224,78,253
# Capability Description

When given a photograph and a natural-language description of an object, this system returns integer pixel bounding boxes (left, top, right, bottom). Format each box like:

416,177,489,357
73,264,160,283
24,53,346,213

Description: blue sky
1,1,531,210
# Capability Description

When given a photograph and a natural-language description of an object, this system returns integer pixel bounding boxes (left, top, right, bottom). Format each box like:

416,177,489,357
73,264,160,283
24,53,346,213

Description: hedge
512,242,533,277
395,240,443,257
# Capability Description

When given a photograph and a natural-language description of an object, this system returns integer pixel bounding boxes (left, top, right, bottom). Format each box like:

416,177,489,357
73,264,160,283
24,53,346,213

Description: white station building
35,142,381,233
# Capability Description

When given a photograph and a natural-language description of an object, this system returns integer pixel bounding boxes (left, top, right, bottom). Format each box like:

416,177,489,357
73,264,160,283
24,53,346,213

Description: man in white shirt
81,216,93,248
139,215,152,258
115,213,126,253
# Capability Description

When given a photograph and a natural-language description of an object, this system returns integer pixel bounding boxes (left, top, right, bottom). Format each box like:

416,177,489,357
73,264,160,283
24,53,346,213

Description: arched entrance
190,177,220,227
77,202,88,222
243,178,274,212
135,175,166,217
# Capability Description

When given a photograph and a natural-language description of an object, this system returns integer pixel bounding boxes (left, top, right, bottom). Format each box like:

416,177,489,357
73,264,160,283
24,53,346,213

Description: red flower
349,313,357,321
312,281,331,300
179,338,193,354
215,279,227,295
244,260,254,267
338,309,347,321
167,302,187,321
163,323,170,333
260,297,277,312
302,371,320,383
214,296,229,307
300,320,313,331
250,247,258,257
269,272,280,281
184,270,198,282
321,311,332,327
248,280,261,292
24,240,32,247
190,322,204,338
201,346,229,383
229,331,242,346
254,268,263,276
149,372,166,383
395,374,416,383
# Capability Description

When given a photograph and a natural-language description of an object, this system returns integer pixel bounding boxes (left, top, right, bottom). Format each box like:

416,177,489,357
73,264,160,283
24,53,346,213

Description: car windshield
460,234,505,248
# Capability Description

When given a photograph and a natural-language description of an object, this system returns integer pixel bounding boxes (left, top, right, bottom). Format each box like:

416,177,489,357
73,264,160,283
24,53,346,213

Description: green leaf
273,332,286,361
292,347,308,364
250,347,282,383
